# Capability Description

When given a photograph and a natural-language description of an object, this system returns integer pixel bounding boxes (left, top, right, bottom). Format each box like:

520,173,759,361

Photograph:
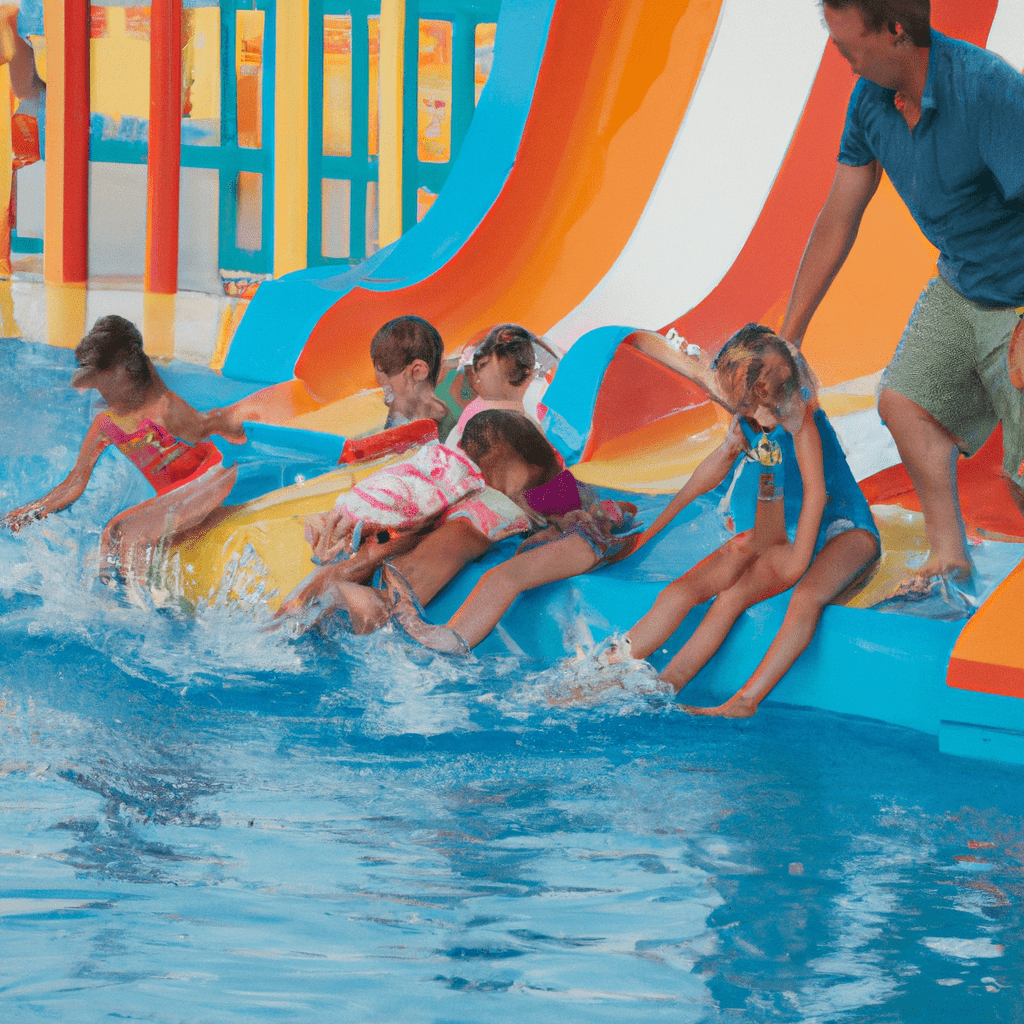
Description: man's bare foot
913,555,972,583
681,695,758,718
381,563,470,654
886,557,972,600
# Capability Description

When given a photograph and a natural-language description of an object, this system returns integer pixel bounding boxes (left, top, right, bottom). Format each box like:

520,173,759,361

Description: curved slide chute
545,0,829,351
250,0,724,401
224,0,558,386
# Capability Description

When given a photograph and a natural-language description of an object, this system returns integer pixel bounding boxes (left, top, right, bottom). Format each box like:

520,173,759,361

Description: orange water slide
662,0,999,388
293,0,723,401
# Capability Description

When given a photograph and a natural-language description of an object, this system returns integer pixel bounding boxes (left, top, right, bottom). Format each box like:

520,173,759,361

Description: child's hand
206,405,249,445
304,508,357,564
724,415,750,458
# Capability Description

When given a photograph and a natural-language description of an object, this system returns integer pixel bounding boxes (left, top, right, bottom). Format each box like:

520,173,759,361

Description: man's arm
779,161,882,347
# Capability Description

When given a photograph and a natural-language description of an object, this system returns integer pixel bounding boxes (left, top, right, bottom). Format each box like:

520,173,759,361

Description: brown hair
370,315,444,384
822,0,930,47
713,324,800,411
472,324,538,387
75,315,152,388
459,409,561,483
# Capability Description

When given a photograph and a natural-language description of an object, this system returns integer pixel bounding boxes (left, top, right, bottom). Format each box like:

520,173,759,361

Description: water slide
224,0,724,399
549,0,1010,388
207,0,1024,757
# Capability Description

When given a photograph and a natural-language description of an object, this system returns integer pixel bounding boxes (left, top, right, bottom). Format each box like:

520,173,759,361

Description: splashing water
1,340,1024,1022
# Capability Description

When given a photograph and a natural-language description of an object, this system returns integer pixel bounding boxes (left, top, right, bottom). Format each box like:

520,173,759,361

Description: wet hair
822,0,930,47
712,323,803,412
471,323,538,388
459,409,562,483
74,314,152,387
370,315,444,385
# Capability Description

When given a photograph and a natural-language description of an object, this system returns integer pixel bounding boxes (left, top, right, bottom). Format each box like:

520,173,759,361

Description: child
276,409,564,632
617,324,880,716
444,324,545,447
371,315,456,439
387,430,641,654
1,314,246,582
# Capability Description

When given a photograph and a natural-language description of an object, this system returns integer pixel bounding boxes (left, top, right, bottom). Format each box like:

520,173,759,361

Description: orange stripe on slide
295,0,723,401
949,552,1024,681
662,0,998,387
948,658,1024,699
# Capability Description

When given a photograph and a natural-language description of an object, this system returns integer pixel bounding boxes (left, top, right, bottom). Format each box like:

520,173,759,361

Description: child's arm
772,405,826,580
161,391,248,445
1,418,111,531
632,417,748,551
199,404,248,444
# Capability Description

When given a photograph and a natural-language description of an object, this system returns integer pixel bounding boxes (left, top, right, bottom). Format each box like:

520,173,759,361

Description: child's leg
627,532,759,660
392,533,597,651
389,518,492,606
687,528,880,716
101,465,238,580
446,533,597,646
657,549,796,692
308,577,390,633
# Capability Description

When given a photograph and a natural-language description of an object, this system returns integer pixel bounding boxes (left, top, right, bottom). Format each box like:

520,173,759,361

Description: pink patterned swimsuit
98,415,223,496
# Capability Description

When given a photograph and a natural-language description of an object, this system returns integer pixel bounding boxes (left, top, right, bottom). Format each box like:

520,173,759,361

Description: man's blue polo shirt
838,30,1024,308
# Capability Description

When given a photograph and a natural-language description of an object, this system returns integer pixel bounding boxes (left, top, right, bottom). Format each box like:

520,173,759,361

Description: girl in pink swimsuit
2,315,247,584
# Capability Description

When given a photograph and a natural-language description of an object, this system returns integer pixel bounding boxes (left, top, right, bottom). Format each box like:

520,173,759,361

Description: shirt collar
919,30,944,117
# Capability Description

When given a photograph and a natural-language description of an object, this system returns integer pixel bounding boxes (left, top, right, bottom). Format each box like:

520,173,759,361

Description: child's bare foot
559,636,633,673
602,635,633,666
681,694,759,718
382,563,470,655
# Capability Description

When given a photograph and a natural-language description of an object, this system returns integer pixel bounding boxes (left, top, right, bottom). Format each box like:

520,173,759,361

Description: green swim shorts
880,275,1024,485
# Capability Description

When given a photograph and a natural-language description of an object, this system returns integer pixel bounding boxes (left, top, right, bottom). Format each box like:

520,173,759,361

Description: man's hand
1009,313,1024,391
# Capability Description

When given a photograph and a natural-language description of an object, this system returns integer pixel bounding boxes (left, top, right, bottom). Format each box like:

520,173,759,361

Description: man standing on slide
779,0,1024,595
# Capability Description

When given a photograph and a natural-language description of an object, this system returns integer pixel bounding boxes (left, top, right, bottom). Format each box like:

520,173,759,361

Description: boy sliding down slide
275,410,564,633
371,315,457,440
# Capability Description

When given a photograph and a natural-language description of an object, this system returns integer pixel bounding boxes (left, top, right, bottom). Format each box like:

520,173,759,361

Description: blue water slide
542,326,637,464
223,0,558,385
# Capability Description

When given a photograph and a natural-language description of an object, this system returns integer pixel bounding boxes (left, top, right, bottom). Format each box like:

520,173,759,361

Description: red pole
145,0,182,294
63,0,89,282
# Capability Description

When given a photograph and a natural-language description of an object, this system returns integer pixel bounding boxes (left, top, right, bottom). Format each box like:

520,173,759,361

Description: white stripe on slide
987,0,1024,69
547,0,828,348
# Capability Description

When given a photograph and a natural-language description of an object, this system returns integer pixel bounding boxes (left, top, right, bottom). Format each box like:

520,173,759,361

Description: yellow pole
378,0,404,247
273,0,308,277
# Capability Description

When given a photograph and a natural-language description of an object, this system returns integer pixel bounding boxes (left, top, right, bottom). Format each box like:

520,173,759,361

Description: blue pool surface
1,339,1023,1022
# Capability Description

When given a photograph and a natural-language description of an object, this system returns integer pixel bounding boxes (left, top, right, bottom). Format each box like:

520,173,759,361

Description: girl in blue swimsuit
619,324,880,716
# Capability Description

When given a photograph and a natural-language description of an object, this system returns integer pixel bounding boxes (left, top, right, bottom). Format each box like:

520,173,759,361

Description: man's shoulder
931,30,1023,95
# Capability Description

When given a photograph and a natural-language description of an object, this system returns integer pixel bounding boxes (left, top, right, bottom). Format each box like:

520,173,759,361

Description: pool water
1,340,1023,1022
